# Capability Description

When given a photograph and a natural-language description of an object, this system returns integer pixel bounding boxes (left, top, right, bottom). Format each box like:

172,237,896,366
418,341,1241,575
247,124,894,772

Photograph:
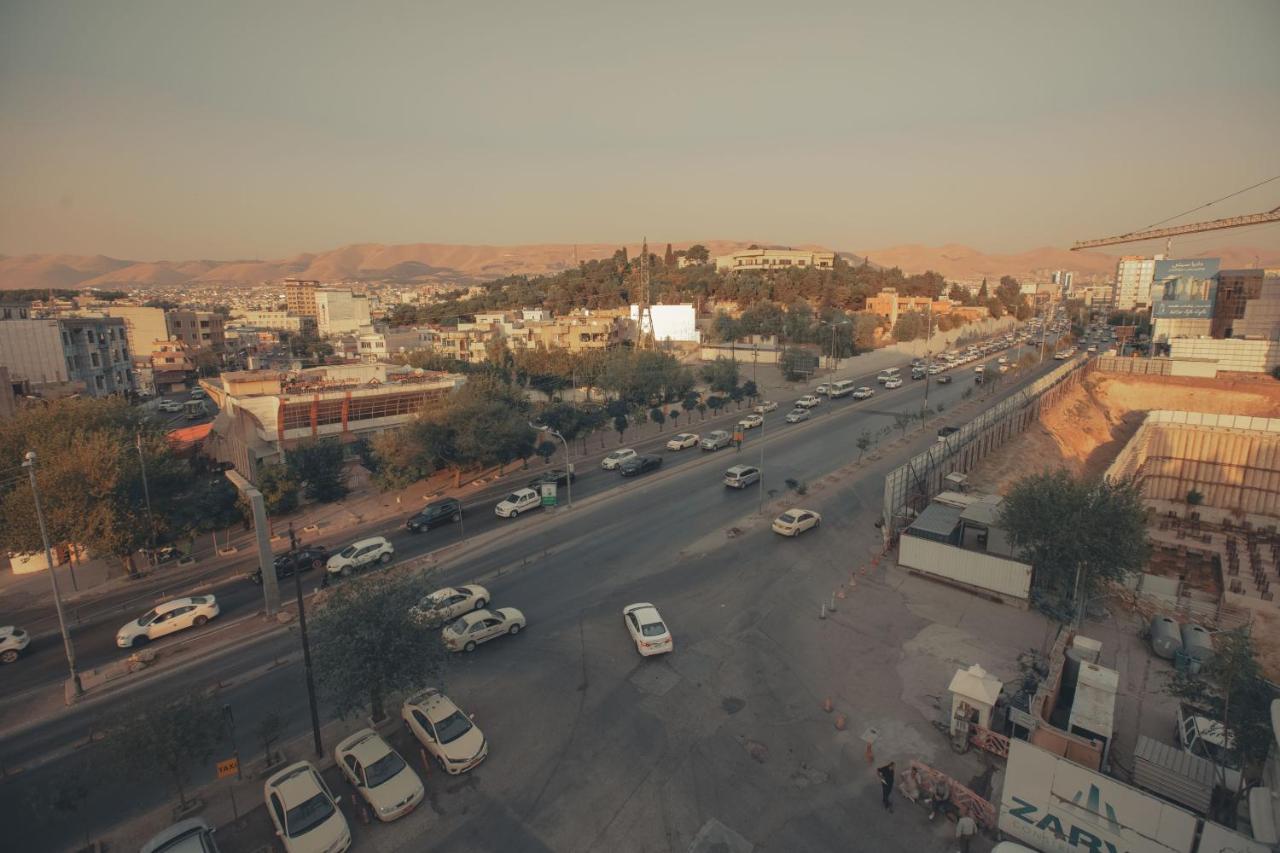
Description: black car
619,454,663,477
406,498,463,533
249,545,328,584
528,469,576,490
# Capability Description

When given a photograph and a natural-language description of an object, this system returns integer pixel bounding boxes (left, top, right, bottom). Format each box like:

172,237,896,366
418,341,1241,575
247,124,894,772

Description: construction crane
1071,205,1280,252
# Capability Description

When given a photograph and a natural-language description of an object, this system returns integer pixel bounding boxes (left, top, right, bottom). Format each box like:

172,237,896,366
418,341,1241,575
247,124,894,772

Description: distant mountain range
1,240,1276,291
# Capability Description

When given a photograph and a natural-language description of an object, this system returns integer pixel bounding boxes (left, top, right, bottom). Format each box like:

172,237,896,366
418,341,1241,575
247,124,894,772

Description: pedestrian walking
876,761,895,813
955,809,977,853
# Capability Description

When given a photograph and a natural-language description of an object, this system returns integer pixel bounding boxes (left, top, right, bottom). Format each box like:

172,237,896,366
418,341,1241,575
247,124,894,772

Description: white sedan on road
772,508,822,537
784,408,810,423
334,729,423,823
263,761,351,853
883,377,903,389
443,607,526,652
495,488,541,518
409,584,490,626
623,602,673,656
795,395,822,408
0,626,30,664
116,595,220,648
602,448,638,470
754,400,778,414
737,414,764,430
666,433,699,451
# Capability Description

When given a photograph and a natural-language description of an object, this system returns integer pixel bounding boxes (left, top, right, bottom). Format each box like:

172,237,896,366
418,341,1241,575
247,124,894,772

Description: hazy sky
2,0,1278,259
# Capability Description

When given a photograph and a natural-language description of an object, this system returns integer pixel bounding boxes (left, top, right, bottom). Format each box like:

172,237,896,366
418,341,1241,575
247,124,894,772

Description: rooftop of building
211,362,462,398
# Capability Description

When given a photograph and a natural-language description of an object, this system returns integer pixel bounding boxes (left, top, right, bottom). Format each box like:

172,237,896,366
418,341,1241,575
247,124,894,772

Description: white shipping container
898,534,1031,601
1000,740,1198,853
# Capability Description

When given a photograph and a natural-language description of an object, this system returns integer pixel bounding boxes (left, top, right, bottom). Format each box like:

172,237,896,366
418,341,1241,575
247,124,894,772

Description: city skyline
2,0,1278,259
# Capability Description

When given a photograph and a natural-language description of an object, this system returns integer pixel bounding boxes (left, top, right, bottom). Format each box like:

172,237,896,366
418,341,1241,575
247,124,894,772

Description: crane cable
1140,174,1280,232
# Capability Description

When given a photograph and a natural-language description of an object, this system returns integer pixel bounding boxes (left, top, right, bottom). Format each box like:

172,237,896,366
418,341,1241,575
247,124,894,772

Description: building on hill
714,248,835,273
201,363,464,482
862,288,952,329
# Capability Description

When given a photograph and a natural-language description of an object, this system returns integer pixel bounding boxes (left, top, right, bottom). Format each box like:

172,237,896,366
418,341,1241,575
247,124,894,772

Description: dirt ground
965,371,1280,494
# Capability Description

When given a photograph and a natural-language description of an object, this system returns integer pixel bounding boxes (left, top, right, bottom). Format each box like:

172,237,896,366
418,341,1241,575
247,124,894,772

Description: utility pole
24,452,83,701
135,432,156,563
757,415,767,517
289,523,324,758
922,302,933,412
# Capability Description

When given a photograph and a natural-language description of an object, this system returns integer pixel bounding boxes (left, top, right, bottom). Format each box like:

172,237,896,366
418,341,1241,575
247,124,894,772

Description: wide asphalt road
0,337,1067,851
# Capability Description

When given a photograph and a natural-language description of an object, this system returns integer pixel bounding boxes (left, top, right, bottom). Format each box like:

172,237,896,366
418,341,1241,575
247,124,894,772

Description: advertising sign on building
1151,259,1219,319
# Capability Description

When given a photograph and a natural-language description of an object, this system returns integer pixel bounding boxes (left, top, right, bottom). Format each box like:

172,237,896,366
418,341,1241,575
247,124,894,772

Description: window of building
87,329,96,343
66,357,75,373
62,331,70,346
95,375,104,390
91,352,100,367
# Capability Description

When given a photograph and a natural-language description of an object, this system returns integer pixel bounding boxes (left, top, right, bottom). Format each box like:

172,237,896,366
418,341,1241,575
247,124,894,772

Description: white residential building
1112,255,1163,311
314,289,371,337
714,248,835,273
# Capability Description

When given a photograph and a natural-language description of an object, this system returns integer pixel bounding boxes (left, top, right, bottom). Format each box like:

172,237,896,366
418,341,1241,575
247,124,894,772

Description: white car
326,536,394,575
442,607,526,652
602,448,637,470
0,626,30,664
402,688,488,774
116,596,220,648
772,508,822,537
814,384,829,395
927,364,944,374
157,399,182,413
666,433,699,451
334,729,423,823
974,365,985,374
795,395,821,408
754,400,778,414
785,408,810,423
623,602,673,656
409,584,489,626
189,388,207,400
997,355,1008,364
140,818,218,853
737,414,763,430
264,761,350,853
883,378,903,389
495,488,541,518
852,386,875,399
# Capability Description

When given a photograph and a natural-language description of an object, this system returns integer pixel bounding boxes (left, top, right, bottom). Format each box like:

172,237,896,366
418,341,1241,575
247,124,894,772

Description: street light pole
757,415,766,517
922,303,934,412
23,451,83,700
288,523,324,758
529,424,571,508
135,432,156,562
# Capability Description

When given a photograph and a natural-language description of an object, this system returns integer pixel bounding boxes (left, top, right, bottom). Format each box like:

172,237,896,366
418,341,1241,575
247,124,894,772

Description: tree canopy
104,692,226,808
998,470,1150,619
310,571,449,721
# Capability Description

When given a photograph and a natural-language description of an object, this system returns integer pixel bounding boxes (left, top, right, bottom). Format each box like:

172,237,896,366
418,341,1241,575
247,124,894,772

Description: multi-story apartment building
0,316,134,397
715,248,836,273
240,310,316,334
285,279,320,318
166,309,226,351
105,305,170,360
202,363,464,482
315,289,371,337
1111,256,1163,311
149,339,198,394
862,288,951,329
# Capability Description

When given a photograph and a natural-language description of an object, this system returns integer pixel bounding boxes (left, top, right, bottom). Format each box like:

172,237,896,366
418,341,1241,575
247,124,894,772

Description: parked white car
140,818,219,853
602,448,637,469
116,596,220,648
666,433,699,451
737,414,763,430
402,688,488,774
326,536,395,576
264,761,350,853
623,602,673,656
442,607,526,652
795,395,821,408
157,399,182,413
495,488,541,518
851,386,875,399
754,400,778,414
409,585,490,626
0,625,30,664
334,729,423,823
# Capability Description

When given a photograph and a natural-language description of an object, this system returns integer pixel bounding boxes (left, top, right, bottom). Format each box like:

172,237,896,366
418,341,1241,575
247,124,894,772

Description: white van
828,379,857,398
876,368,900,385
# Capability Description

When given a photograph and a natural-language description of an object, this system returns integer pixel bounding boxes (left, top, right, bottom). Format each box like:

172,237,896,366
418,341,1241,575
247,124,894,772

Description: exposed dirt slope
966,373,1280,494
